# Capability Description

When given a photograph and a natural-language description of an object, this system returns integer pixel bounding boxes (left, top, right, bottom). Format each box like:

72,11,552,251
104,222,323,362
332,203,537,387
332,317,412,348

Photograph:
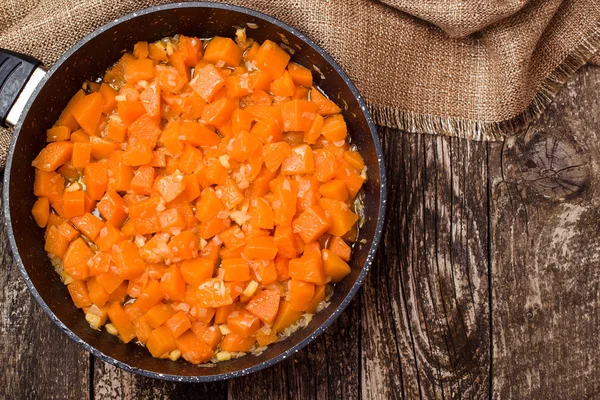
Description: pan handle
0,49,45,128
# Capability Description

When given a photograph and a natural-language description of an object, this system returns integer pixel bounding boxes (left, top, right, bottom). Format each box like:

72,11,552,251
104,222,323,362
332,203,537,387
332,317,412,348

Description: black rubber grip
0,49,41,127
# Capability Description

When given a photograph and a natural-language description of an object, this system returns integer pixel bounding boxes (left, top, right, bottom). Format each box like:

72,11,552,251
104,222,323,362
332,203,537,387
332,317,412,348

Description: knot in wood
504,130,590,200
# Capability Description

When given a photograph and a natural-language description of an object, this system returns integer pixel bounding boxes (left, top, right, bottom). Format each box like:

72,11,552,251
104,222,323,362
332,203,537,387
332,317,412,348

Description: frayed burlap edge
370,19,600,142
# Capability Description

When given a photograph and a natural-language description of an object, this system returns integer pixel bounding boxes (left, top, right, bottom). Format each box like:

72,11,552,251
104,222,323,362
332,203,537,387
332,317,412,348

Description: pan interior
6,3,383,380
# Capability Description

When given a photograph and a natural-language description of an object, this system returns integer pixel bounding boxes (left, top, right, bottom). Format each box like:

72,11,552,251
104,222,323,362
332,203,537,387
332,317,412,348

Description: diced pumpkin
310,88,341,115
105,151,133,193
180,120,221,147
195,187,225,222
220,333,255,353
180,257,214,286
190,63,226,103
145,303,176,328
175,330,214,364
288,242,326,285
270,177,298,227
214,302,237,324
32,141,74,171
306,284,327,314
201,98,237,126
192,323,222,349
287,62,313,87
99,83,118,113
281,99,317,133
343,150,365,171
215,179,244,210
68,281,92,309
159,120,183,156
168,230,199,261
96,272,125,294
107,302,136,343
242,236,278,260
147,326,177,358
90,137,119,160
87,278,110,307
71,142,92,169
322,249,351,283
321,115,347,142
319,198,358,237
254,40,290,80
70,129,89,143
289,279,315,311
221,258,250,281
112,241,145,279
97,190,127,227
160,265,186,301
305,113,324,144
204,36,242,67
125,305,153,344
227,310,260,338
198,216,230,239
245,289,280,324
125,58,154,83
195,278,233,308
134,280,164,312
71,212,104,240
34,170,64,201
179,144,203,175
281,144,314,175
130,165,155,195
71,92,104,135
270,71,295,97
248,197,274,230
225,74,251,98
46,126,71,142
319,179,348,201
273,226,301,259
313,149,338,182
292,205,331,244
95,222,125,252
63,238,93,280
83,162,108,200
32,197,50,228
57,89,86,131
123,138,153,166
117,100,146,126
329,236,352,262
57,163,80,180
127,113,161,147
272,300,302,333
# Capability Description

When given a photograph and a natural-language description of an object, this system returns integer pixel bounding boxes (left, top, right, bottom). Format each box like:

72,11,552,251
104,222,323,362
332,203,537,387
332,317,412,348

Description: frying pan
1,2,386,382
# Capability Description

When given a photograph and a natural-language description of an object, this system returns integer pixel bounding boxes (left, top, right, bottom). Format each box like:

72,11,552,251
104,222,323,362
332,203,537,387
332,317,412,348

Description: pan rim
3,1,387,382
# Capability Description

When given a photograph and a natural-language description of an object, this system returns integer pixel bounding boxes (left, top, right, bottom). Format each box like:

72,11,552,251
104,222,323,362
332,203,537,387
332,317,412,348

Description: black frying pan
1,2,386,382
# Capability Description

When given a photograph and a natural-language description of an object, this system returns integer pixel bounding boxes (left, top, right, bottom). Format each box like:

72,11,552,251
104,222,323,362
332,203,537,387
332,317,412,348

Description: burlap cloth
1,0,600,167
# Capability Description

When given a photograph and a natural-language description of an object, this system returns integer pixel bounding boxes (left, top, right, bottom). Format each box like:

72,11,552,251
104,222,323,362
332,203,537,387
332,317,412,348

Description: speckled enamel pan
1,2,387,382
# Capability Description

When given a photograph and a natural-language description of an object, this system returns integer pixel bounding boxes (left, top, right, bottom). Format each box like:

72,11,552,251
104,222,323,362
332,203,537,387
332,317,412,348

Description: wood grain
490,65,600,399
93,358,227,399
360,130,491,399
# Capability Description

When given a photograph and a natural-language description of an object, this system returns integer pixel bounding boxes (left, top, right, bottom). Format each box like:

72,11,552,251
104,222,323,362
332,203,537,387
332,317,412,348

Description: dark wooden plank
361,129,491,398
0,190,90,399
490,65,600,399
93,358,227,399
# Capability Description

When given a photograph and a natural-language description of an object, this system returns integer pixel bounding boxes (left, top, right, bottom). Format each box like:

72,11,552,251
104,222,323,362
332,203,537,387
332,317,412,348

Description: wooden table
2,65,599,399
